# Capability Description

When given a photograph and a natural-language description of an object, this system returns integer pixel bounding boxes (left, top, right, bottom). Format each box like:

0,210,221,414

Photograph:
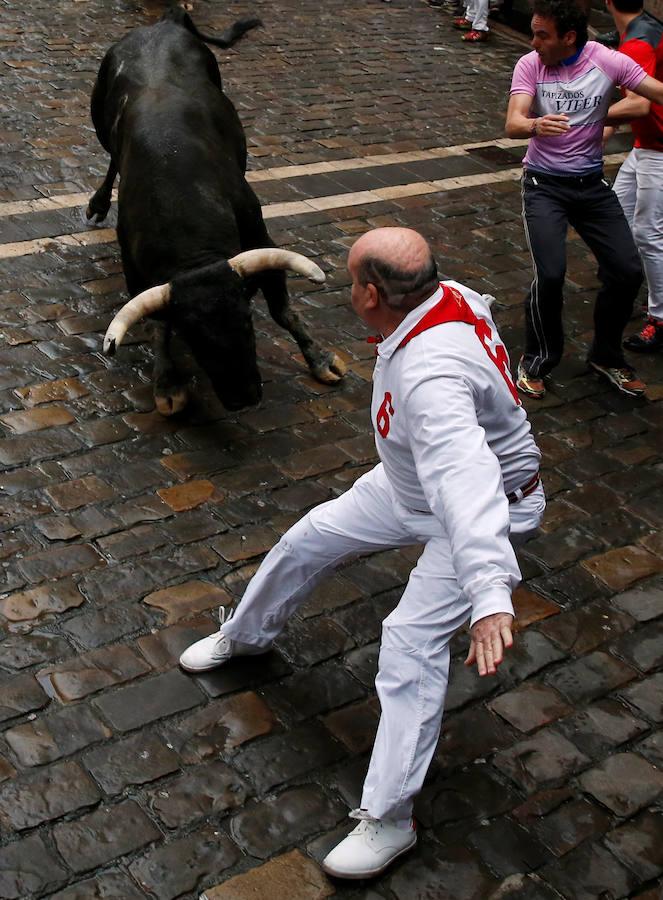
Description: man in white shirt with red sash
179,227,545,879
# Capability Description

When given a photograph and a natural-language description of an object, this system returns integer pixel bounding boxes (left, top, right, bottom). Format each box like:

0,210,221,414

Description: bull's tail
163,6,262,48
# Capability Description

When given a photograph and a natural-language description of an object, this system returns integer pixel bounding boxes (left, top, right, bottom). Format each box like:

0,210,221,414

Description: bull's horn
227,249,326,284
103,283,171,355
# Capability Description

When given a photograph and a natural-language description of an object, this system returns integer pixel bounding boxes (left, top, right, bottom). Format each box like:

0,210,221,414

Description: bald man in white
180,228,544,879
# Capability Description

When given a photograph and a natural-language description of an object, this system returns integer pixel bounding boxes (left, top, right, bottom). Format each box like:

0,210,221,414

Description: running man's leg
222,465,416,648
520,173,570,377
360,532,471,826
571,178,642,368
631,149,663,320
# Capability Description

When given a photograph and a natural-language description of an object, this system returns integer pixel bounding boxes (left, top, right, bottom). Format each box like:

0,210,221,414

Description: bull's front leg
86,161,117,224
259,270,346,384
152,319,189,416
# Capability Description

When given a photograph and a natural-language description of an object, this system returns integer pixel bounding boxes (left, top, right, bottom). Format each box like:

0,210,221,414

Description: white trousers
223,464,545,825
464,0,489,31
613,147,663,321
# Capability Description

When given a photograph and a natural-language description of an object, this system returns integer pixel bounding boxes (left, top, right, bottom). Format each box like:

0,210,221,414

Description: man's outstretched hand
464,612,514,677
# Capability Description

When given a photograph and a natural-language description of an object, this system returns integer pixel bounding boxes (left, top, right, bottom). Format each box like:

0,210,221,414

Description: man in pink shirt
505,0,663,398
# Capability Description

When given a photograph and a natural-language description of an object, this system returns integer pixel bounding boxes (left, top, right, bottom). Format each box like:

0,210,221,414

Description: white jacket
371,281,541,621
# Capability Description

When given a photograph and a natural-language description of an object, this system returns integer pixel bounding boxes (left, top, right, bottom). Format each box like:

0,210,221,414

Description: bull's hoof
312,352,346,384
86,202,109,224
155,387,188,416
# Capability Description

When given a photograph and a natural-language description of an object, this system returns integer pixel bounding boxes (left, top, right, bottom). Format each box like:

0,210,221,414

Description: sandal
452,16,472,28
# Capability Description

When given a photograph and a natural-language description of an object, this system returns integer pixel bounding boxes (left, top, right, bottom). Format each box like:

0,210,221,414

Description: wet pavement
1,0,662,897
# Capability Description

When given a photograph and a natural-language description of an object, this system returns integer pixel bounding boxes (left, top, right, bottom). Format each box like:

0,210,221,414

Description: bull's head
103,249,325,412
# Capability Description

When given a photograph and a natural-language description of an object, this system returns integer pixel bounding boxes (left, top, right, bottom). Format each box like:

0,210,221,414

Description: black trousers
521,169,643,377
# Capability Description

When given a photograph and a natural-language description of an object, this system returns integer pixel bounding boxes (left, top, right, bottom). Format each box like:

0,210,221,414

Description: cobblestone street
1,0,662,897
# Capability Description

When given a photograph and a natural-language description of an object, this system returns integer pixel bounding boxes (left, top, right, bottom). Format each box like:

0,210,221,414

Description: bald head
348,228,438,312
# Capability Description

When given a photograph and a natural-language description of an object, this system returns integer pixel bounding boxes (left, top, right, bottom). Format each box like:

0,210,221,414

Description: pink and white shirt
511,41,647,174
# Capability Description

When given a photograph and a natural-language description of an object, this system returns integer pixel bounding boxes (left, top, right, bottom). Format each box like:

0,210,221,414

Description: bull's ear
228,249,325,283
103,283,171,354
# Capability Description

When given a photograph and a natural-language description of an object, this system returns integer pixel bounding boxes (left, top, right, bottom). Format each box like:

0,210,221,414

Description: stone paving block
0,832,68,899
636,730,663,768
299,573,363,618
522,525,603,571
275,615,353,667
17,541,105,583
494,729,590,791
496,630,566,686
157,478,218,511
540,841,638,899
45,473,114,510
14,376,89,407
468,817,548,877
78,560,156,606
263,661,366,723
49,871,147,900
619,672,663,723
604,810,663,881
555,698,648,758
276,444,350,480
581,545,663,592
545,650,637,704
92,669,204,732
163,691,278,762
512,586,561,629
343,641,379,689
61,603,151,650
235,722,345,794
39,643,151,703
0,629,71,669
142,579,230,625
612,620,663,673
489,682,572,733
211,524,279,562
444,656,498,711
418,765,520,830
83,730,180,795
322,697,380,754
0,428,83,466
0,673,49,724
230,786,346,859
0,577,84,622
537,600,634,655
129,823,239,899
202,849,334,900
332,594,385,645
578,752,663,817
0,759,100,830
531,564,609,607
5,704,111,767
145,759,248,829
387,843,499,900
533,797,613,857
53,799,162,873
0,404,75,433
94,523,168,562
434,706,515,775
0,755,15,783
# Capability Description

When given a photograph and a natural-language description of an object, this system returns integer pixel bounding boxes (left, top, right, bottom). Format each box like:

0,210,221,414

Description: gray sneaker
179,607,270,673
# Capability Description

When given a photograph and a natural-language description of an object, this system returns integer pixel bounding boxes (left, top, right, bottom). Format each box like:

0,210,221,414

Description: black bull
87,8,345,414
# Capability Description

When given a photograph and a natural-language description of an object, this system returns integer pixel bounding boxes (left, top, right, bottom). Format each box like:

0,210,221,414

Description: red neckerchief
397,284,476,349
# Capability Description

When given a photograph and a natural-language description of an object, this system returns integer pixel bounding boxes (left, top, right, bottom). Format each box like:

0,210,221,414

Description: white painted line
0,153,628,260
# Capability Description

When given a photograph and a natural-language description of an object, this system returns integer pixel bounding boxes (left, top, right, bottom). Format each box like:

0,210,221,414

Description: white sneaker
178,607,270,673
321,809,417,879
